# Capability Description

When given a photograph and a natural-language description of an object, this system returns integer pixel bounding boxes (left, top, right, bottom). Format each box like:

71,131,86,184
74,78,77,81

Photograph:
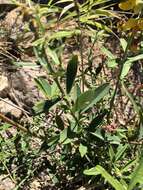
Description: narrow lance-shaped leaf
101,46,116,59
59,128,68,143
121,81,141,116
121,54,143,79
59,3,74,18
115,144,128,162
79,143,87,158
46,47,60,65
72,83,110,113
35,77,51,99
120,38,127,52
66,55,78,94
32,97,61,115
128,157,143,190
84,165,124,190
88,110,107,132
49,30,81,41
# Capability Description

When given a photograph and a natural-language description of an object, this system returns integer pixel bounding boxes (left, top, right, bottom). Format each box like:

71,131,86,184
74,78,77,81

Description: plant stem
0,113,44,140
2,161,16,184
108,34,133,121
73,0,85,92
0,113,28,132
43,48,80,125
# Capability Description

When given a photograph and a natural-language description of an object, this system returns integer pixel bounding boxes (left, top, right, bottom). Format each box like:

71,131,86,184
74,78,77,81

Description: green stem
43,48,80,126
2,161,16,184
73,0,85,92
108,34,133,121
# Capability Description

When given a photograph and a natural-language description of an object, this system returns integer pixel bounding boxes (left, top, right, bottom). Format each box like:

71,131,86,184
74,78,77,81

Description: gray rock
0,98,22,118
0,75,9,97
0,175,15,190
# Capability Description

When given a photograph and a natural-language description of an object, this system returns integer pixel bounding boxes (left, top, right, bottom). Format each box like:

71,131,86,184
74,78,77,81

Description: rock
0,75,9,97
0,0,12,3
0,175,15,190
0,98,22,119
0,1,17,19
30,179,41,190
9,68,44,109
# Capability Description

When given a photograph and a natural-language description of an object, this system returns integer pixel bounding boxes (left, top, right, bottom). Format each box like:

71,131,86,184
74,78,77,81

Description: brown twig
0,97,30,115
0,112,28,132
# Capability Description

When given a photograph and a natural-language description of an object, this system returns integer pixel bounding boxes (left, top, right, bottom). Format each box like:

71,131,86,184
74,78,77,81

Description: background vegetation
0,0,143,189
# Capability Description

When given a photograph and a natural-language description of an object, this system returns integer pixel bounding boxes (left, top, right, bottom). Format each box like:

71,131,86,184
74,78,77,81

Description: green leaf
121,159,137,174
35,77,51,98
72,83,110,113
51,82,60,98
121,81,141,116
88,110,107,132
127,54,143,63
72,84,81,103
101,47,116,59
84,165,124,190
33,37,45,46
59,128,68,143
128,157,143,190
59,3,74,18
83,167,101,176
55,0,73,4
115,144,128,162
107,59,118,68
90,128,104,141
46,47,60,65
120,61,132,79
121,54,143,79
120,38,127,52
32,98,61,115
63,138,72,145
79,143,87,158
34,47,48,70
0,124,11,131
47,135,59,146
49,30,81,40
106,134,121,145
66,55,78,94
109,145,115,162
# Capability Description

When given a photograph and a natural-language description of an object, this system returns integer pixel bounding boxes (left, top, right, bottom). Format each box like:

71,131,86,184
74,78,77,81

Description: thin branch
73,0,85,92
2,161,16,184
0,97,30,115
108,34,133,121
0,112,28,132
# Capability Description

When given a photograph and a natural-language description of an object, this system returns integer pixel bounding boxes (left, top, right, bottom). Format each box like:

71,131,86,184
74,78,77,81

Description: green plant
0,0,143,189
84,155,143,190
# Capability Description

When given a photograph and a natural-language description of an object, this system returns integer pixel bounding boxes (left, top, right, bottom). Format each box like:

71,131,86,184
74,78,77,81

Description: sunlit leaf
72,83,110,113
84,165,124,190
121,54,143,79
33,98,61,115
128,157,143,190
35,77,51,98
59,3,74,18
120,38,127,52
46,47,61,65
79,143,87,158
59,128,68,143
